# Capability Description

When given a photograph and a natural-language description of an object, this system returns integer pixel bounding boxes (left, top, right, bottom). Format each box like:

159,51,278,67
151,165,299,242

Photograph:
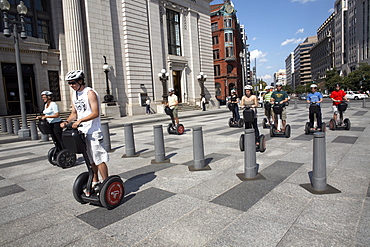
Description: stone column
62,0,86,71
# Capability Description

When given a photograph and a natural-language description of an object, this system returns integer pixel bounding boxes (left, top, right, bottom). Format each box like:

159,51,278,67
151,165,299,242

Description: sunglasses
68,81,77,85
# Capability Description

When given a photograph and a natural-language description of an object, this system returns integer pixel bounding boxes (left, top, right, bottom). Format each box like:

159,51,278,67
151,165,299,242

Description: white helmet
168,88,174,92
244,85,253,90
310,84,317,88
231,89,236,93
275,82,283,86
65,70,84,81
265,86,270,90
41,91,52,96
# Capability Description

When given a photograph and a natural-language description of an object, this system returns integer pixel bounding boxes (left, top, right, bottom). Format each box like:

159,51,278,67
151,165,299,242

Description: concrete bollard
123,123,137,157
300,131,341,194
6,117,13,134
13,118,20,135
294,99,298,109
101,122,112,152
192,127,207,170
362,98,366,108
41,133,49,142
311,132,327,191
0,117,7,132
30,120,39,140
244,129,258,178
152,125,168,163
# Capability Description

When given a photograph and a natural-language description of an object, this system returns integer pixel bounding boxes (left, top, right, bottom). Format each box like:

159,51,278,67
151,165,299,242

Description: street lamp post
0,0,29,137
102,55,115,104
239,51,245,87
158,69,169,103
197,72,207,98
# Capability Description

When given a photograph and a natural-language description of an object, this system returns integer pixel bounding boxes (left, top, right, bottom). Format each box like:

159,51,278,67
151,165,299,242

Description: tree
347,63,370,92
295,84,310,94
282,84,293,94
324,69,350,91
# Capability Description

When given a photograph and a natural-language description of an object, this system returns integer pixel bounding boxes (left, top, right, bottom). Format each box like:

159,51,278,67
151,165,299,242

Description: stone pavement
0,100,369,246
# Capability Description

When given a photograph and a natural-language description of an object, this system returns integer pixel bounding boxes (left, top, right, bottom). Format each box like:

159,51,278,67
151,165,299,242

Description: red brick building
211,1,244,102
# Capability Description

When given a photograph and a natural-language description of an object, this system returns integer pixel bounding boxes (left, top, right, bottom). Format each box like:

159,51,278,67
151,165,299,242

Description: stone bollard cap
244,129,254,134
123,123,133,127
193,126,202,131
313,132,325,138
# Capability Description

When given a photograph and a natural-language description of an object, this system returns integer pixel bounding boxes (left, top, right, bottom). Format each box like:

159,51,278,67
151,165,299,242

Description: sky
211,0,335,84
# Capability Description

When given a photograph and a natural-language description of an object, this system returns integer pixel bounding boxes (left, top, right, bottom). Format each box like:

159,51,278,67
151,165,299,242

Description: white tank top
72,87,101,134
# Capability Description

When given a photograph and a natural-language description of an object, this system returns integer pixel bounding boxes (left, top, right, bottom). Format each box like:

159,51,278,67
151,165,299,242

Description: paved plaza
0,100,369,246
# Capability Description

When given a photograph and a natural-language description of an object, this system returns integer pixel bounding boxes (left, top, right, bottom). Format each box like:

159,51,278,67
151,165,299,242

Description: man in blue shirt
306,84,323,130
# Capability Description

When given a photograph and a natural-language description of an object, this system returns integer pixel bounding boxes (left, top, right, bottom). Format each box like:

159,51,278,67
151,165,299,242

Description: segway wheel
304,122,310,135
329,119,336,130
344,118,351,130
239,134,245,152
47,147,58,166
262,118,268,128
100,176,124,210
238,118,244,128
228,118,233,127
176,124,185,135
259,135,266,153
270,124,275,137
321,122,326,132
56,149,77,168
285,125,291,138
73,172,89,204
167,123,173,134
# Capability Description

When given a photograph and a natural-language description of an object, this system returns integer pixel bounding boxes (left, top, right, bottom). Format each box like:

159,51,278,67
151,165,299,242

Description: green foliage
324,63,370,92
295,84,310,94
282,84,293,94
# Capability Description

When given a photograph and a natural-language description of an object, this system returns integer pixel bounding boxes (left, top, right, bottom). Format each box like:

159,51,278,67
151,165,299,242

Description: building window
226,47,234,58
212,36,219,45
224,18,232,28
48,71,61,101
0,0,53,48
213,49,220,60
214,65,220,76
227,64,233,74
167,9,182,56
211,22,219,31
225,32,233,42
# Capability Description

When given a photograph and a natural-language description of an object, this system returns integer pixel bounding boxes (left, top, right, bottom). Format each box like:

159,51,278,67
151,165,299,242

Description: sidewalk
0,102,369,246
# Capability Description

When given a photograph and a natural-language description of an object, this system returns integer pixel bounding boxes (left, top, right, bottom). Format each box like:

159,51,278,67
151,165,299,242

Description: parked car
298,93,307,100
345,91,369,100
322,93,329,98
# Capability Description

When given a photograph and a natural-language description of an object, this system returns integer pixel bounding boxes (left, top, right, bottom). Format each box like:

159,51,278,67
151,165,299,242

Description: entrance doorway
172,70,182,103
2,63,37,115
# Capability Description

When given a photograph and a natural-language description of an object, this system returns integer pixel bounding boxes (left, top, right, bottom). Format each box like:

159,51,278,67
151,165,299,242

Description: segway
239,106,266,152
262,102,273,128
329,101,350,130
270,102,291,138
37,119,76,168
228,103,244,128
62,124,124,209
165,106,185,135
304,103,326,134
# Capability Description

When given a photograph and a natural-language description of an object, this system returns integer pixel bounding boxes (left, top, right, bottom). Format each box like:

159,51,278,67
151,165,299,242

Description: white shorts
332,105,338,114
86,131,109,165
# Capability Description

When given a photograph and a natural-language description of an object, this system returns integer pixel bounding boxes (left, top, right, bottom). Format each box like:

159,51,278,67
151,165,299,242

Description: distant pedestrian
145,97,151,115
201,96,206,111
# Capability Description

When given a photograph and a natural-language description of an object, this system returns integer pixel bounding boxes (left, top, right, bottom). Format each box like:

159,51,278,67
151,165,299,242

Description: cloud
295,28,304,35
265,66,273,69
250,49,267,62
252,37,257,41
328,8,334,13
281,38,305,46
261,74,272,81
291,0,317,3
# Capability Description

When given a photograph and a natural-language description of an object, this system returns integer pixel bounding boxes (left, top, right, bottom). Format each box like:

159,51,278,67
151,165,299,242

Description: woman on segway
228,89,240,124
240,85,260,145
36,91,64,148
